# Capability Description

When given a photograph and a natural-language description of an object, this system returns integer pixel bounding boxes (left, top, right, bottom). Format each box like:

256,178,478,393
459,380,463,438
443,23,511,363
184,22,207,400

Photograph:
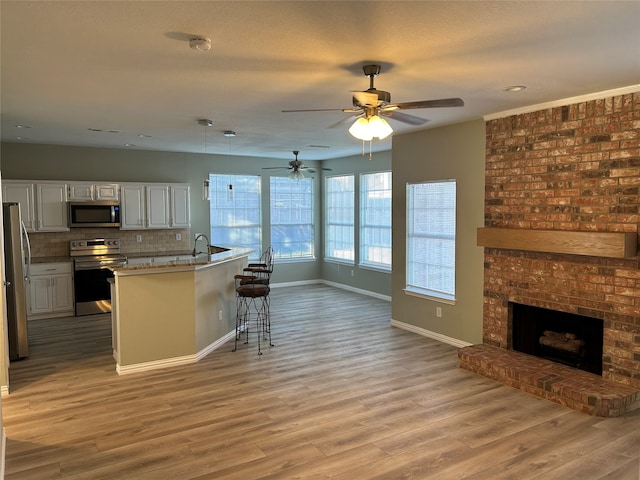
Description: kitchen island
110,247,251,374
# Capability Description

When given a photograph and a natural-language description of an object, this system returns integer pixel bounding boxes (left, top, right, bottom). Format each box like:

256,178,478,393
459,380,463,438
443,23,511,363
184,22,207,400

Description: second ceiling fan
263,151,332,180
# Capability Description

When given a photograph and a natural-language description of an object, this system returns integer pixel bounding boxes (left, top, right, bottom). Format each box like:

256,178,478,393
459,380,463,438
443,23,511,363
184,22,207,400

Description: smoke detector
190,37,211,51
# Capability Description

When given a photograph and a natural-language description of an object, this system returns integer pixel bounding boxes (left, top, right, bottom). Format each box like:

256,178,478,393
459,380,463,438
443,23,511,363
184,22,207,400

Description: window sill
403,287,456,305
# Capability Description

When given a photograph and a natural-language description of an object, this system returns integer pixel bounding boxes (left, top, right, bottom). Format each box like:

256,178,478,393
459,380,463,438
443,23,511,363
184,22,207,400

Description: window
209,174,261,260
270,177,314,260
325,175,354,262
360,171,392,269
406,180,456,302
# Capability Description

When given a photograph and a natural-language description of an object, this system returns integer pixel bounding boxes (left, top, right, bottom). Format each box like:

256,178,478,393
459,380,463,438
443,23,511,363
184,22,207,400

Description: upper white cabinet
3,181,68,232
121,183,190,230
170,185,190,228
36,183,69,231
120,184,146,230
68,183,119,201
2,182,36,231
4,180,189,231
146,185,170,229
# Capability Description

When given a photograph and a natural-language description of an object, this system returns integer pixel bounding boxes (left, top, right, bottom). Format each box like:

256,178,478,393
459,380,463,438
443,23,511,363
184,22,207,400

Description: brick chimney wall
483,92,640,388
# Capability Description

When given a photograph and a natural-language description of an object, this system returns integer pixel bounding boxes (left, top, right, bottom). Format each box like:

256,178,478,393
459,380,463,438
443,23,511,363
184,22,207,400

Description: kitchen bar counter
110,247,251,374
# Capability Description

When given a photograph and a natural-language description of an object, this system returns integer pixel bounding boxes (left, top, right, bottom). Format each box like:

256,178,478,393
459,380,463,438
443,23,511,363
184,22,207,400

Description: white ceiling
1,1,639,162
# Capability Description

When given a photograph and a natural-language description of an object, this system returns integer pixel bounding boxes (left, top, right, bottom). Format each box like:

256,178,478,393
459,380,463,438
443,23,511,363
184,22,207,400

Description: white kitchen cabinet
36,183,69,231
68,183,94,201
146,185,170,229
95,184,120,200
2,182,36,231
170,184,190,228
120,184,146,230
27,262,74,319
68,183,119,201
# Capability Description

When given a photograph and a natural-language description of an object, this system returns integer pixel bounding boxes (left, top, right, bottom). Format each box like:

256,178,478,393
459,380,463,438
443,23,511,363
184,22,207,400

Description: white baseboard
390,319,472,349
116,330,236,375
271,279,391,302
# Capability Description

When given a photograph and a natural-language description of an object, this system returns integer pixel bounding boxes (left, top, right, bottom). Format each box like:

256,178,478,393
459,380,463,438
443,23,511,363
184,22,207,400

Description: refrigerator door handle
21,220,31,281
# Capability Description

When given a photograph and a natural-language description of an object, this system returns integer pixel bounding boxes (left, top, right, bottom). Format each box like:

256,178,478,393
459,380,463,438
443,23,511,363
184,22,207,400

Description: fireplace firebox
511,303,603,375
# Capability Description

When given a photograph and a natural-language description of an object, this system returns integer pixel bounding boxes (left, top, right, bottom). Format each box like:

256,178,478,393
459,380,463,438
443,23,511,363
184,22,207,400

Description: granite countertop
113,247,253,275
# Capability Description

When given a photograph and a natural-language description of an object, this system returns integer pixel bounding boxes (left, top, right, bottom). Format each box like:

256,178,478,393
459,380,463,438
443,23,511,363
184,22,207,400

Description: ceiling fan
263,151,332,180
282,64,464,141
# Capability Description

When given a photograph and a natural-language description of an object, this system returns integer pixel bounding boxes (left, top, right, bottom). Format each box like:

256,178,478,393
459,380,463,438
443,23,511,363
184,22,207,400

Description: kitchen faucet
192,233,211,256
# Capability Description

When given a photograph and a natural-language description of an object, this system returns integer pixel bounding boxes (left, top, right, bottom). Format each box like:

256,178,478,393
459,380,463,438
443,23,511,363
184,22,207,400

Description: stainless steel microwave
69,201,121,228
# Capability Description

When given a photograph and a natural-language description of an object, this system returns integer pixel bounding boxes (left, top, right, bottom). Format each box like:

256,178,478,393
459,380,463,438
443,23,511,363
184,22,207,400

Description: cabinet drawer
30,262,72,276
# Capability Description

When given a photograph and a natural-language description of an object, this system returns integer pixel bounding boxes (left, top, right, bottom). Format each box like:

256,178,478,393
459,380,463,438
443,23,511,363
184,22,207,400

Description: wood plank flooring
3,284,640,479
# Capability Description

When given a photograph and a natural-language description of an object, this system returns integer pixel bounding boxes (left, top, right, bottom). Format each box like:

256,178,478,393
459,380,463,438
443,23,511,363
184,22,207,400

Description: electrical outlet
218,310,223,321
176,233,181,241
436,307,442,318
136,234,142,243
351,269,355,277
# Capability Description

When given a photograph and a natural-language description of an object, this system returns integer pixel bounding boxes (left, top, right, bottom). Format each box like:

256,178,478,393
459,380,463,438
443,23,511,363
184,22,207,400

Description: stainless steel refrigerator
3,202,31,360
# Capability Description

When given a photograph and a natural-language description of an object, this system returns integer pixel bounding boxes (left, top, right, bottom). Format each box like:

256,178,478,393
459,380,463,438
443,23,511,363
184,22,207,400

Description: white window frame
325,175,355,264
270,176,315,261
405,179,456,303
208,174,262,261
359,171,392,271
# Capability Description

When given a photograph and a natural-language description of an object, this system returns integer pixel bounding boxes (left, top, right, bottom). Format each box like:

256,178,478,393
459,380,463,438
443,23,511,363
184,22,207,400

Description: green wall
391,120,486,345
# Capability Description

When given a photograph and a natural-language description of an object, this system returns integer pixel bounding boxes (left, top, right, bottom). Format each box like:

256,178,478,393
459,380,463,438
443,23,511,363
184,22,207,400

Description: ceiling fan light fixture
289,169,304,181
368,115,393,140
348,115,393,141
349,117,374,141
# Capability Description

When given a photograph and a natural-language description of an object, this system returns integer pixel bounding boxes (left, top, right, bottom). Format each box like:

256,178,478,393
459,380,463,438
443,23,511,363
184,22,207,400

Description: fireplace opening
511,303,603,375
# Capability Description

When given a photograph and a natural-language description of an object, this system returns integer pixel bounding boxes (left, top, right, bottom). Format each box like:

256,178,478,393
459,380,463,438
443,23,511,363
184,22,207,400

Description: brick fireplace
458,91,640,416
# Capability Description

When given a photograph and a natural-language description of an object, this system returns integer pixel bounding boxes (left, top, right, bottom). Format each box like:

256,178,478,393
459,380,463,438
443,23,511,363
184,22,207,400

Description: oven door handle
74,263,122,271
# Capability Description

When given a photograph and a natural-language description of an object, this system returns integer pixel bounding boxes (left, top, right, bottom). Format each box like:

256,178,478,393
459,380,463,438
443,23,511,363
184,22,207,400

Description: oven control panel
70,238,121,257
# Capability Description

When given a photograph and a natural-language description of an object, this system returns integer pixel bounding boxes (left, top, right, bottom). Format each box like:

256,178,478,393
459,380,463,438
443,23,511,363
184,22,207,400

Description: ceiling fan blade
282,108,345,113
262,166,291,170
328,113,361,129
382,110,429,126
353,91,379,107
391,98,464,110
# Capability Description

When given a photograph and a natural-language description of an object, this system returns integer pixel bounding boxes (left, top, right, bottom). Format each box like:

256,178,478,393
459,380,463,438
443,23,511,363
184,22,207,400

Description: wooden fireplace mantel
477,227,638,259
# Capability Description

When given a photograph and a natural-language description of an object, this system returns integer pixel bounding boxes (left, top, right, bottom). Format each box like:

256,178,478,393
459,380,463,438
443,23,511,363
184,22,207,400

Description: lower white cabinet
27,262,74,319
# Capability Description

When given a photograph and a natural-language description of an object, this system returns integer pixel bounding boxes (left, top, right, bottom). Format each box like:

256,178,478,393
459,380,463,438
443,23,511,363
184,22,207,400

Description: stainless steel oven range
70,238,127,316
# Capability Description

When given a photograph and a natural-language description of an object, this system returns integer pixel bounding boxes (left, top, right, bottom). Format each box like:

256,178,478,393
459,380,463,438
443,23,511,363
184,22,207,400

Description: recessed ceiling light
504,85,527,92
307,145,332,149
124,143,136,147
137,134,152,138
223,131,236,137
15,136,30,140
197,119,214,127
15,124,31,129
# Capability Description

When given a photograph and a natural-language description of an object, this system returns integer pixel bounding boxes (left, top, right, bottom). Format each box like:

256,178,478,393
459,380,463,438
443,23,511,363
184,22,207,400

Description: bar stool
232,273,273,355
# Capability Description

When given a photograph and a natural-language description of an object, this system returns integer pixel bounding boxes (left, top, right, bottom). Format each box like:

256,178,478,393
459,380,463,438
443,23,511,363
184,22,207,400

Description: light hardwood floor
3,284,640,479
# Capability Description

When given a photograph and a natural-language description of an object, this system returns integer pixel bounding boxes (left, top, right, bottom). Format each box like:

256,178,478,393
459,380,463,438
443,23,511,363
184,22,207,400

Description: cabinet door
52,274,74,313
95,184,120,201
170,185,191,228
29,276,52,315
120,185,146,230
146,185,170,229
2,182,36,231
68,183,94,201
36,183,69,231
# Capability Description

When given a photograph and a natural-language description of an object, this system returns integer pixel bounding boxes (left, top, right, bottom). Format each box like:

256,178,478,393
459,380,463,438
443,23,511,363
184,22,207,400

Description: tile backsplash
29,228,192,257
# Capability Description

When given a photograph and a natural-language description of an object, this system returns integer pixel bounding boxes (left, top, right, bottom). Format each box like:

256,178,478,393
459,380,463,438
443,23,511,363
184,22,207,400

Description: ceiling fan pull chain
369,140,373,161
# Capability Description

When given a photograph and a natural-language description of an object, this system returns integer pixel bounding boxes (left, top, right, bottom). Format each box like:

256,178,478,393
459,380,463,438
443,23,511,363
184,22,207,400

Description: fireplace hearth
511,303,603,376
